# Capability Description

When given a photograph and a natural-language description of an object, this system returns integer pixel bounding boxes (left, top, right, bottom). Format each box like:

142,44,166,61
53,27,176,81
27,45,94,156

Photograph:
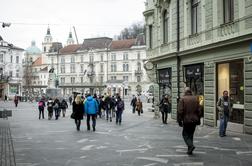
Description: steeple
46,27,51,35
67,31,75,45
42,26,53,53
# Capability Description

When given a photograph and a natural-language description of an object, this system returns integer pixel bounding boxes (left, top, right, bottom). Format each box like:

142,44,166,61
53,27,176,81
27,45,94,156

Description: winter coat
61,100,68,109
47,99,54,112
177,92,201,125
116,99,125,111
136,100,143,112
159,98,171,113
217,96,233,118
131,98,137,107
84,96,98,115
72,101,84,120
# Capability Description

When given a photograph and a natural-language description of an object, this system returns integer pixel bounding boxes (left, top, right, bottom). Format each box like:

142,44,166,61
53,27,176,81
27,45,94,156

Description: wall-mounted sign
158,68,171,84
144,61,154,70
185,64,203,79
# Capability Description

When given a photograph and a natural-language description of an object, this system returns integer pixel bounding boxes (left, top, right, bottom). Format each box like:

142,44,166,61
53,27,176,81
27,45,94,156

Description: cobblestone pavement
1,100,252,166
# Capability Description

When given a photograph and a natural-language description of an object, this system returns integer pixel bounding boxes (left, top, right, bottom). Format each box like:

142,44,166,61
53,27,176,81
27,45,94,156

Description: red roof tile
110,39,136,50
32,57,42,66
59,44,81,54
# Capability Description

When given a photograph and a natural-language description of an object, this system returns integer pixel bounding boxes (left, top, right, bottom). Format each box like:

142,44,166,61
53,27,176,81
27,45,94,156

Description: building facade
144,0,252,134
0,39,24,100
47,36,151,98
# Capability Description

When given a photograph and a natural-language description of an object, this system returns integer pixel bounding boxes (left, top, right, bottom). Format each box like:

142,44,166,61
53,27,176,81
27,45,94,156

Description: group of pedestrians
130,95,143,116
37,97,68,120
71,93,125,132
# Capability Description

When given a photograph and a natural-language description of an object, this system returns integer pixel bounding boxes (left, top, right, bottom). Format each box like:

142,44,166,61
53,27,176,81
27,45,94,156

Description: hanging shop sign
158,68,171,84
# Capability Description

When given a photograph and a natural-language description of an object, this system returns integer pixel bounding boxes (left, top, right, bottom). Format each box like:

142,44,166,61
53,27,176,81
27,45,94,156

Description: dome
26,41,42,55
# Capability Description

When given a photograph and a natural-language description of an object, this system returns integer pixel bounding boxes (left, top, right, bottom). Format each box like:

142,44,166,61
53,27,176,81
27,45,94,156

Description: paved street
1,100,252,166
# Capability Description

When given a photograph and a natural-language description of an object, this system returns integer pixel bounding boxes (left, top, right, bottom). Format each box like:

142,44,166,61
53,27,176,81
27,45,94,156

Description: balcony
87,71,95,77
135,70,143,76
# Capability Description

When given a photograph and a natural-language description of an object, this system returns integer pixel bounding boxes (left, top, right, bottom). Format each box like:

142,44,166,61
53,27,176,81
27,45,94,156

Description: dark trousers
54,108,60,120
182,123,196,149
75,119,81,130
132,106,136,113
39,108,44,119
161,111,168,124
87,114,96,131
116,110,123,124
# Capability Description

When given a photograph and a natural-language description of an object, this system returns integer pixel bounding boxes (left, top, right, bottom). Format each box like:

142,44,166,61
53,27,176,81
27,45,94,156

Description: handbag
70,112,76,119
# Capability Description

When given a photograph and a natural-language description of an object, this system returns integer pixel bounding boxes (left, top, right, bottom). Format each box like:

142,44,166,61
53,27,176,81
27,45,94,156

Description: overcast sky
0,0,146,50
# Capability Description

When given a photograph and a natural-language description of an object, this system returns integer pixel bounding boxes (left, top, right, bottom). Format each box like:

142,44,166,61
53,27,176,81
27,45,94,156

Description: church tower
67,31,75,45
42,26,53,53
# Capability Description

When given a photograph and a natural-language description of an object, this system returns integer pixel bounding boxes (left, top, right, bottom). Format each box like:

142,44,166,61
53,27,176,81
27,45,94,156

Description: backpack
53,102,59,109
38,101,43,107
117,100,124,110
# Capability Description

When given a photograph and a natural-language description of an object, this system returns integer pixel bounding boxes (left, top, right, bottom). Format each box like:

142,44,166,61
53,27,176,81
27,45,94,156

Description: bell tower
67,31,75,45
42,26,53,53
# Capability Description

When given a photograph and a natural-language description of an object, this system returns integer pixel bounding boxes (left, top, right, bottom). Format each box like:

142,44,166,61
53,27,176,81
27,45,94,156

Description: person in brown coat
135,97,143,116
177,87,201,155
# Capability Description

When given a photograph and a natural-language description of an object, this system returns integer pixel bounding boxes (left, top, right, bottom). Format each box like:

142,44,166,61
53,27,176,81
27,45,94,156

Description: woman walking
61,99,68,117
136,97,143,116
159,95,171,124
116,95,124,125
47,98,54,120
72,95,84,131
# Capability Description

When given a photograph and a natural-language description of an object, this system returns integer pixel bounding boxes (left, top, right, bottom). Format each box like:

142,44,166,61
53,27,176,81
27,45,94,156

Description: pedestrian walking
177,87,201,155
159,95,171,124
136,97,143,116
84,94,98,131
104,94,112,122
69,96,72,105
130,95,137,114
14,95,18,107
47,98,54,120
53,98,60,120
38,97,45,119
61,99,68,117
72,95,84,131
217,90,233,137
116,95,124,125
111,96,116,118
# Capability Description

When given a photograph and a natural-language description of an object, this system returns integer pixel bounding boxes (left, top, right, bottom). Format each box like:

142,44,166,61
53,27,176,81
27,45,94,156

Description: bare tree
117,22,145,40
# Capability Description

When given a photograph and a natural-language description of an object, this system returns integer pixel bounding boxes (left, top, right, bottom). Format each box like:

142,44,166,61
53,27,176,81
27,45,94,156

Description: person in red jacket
177,87,201,155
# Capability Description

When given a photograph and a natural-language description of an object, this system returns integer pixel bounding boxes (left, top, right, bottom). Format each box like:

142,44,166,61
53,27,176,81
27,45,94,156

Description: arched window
163,10,169,43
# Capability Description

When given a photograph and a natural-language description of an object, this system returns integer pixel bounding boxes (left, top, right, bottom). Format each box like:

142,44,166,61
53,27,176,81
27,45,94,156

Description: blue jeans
116,110,123,124
219,115,229,136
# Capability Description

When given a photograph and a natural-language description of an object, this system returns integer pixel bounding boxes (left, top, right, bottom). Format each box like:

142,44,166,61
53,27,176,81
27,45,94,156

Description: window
71,56,75,63
223,0,234,23
16,56,19,63
111,63,117,72
70,64,75,73
123,64,129,72
137,62,141,71
16,70,19,77
149,25,153,48
80,64,84,73
51,58,54,65
137,52,141,60
81,77,83,83
61,77,65,84
100,76,103,83
101,54,104,62
123,52,128,60
44,46,46,52
10,55,13,63
0,54,3,63
61,57,65,64
137,76,141,82
111,53,116,61
123,76,129,81
89,54,94,63
71,77,75,84
111,76,116,80
191,0,200,34
60,65,65,73
163,10,169,43
81,55,84,62
100,63,104,73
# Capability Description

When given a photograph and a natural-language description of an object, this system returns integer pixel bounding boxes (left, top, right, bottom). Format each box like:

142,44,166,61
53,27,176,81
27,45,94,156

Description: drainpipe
176,0,181,104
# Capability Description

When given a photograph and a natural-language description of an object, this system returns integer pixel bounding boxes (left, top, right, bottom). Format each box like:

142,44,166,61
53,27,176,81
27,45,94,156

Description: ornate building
144,0,252,134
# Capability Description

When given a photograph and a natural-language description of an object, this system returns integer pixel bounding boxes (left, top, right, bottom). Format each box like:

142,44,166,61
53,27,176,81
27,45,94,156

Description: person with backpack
47,98,54,120
53,98,60,120
116,95,124,125
61,99,68,117
38,97,45,119
104,94,112,122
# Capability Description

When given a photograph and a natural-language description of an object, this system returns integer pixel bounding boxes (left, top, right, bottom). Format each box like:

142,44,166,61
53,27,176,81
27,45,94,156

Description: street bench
0,109,12,119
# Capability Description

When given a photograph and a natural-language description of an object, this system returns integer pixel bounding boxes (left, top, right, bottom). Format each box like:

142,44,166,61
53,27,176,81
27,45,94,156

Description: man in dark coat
177,87,201,155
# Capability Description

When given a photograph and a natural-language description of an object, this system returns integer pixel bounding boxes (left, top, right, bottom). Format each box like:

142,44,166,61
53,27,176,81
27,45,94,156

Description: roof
32,57,42,66
80,37,112,50
59,44,81,54
41,66,48,72
110,39,136,50
49,42,63,53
